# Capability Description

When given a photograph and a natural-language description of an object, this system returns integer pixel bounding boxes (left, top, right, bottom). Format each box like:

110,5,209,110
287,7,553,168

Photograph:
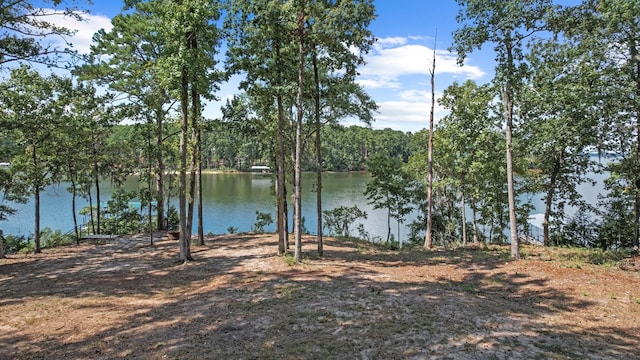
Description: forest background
0,0,639,261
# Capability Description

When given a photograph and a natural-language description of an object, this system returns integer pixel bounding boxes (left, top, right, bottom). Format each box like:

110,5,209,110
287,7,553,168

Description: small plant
40,227,74,248
2,234,30,254
252,211,273,233
634,298,640,304
227,226,238,234
323,205,367,237
283,253,297,266
166,205,179,230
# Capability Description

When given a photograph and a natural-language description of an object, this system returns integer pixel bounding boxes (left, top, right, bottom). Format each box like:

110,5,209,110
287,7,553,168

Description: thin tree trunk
198,128,204,246
633,41,640,250
179,63,193,262
293,10,304,263
156,107,166,231
34,185,41,253
187,86,199,243
94,163,101,234
543,157,561,246
503,80,519,259
425,34,436,249
148,139,154,246
88,190,95,234
275,38,287,255
312,48,323,257
461,192,467,246
0,232,4,258
471,197,479,244
72,179,79,245
33,145,41,253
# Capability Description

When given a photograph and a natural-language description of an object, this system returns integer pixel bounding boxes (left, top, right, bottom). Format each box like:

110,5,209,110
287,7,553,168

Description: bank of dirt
1,233,639,359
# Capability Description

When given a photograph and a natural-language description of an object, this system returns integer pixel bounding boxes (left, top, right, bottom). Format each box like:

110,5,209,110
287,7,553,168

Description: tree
0,66,69,253
305,0,376,256
520,35,599,246
365,155,414,245
225,0,299,255
80,0,175,232
0,0,86,68
155,0,223,261
425,35,436,249
452,0,555,259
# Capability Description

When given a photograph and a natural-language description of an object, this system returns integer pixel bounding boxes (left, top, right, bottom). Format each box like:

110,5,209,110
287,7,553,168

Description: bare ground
1,233,639,360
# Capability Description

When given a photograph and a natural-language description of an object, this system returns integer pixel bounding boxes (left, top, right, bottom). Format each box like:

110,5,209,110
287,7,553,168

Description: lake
1,156,611,243
1,172,406,241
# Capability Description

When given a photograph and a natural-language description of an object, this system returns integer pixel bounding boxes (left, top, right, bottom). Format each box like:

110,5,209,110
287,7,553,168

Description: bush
40,227,74,248
252,211,273,233
323,206,367,238
2,233,30,254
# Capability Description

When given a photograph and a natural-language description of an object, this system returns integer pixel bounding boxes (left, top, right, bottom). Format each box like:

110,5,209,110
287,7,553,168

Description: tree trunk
543,157,561,246
471,197,479,244
275,37,287,255
88,190,95,235
156,106,166,231
0,232,4,258
503,80,519,259
72,179,79,245
94,163,101,234
34,185,41,253
461,192,467,246
425,36,436,250
198,127,204,246
179,63,193,262
293,11,305,263
187,82,199,243
312,48,323,257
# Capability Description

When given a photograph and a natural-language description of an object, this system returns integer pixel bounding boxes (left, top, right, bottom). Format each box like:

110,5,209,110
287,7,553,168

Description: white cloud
41,10,113,54
371,90,448,132
358,36,486,90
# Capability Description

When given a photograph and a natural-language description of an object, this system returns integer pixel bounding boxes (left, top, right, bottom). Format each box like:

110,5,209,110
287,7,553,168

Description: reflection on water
2,172,403,241
2,157,611,243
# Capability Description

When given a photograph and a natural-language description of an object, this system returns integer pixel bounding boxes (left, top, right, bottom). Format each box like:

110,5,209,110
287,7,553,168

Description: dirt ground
0,233,639,360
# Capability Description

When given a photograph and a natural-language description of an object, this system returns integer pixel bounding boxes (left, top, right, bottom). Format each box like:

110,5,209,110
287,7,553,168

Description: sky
40,0,496,133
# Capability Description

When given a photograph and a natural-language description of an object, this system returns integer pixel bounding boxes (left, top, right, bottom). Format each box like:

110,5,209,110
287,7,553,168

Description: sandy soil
1,233,639,359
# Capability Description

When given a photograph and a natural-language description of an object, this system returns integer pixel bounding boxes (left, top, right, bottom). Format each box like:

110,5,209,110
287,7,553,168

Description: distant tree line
1,0,639,260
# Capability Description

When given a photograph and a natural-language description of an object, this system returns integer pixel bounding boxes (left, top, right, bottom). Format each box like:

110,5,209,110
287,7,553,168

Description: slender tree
425,34,436,249
452,0,554,259
0,66,70,253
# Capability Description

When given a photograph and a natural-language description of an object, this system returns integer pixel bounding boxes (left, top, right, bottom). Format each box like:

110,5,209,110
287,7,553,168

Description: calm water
1,172,403,241
1,156,611,242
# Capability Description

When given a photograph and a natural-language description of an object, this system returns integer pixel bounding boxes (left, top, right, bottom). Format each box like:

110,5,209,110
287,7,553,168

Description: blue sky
49,0,494,133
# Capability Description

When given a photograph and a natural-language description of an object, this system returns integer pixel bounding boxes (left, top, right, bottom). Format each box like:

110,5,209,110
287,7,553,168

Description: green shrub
252,211,273,233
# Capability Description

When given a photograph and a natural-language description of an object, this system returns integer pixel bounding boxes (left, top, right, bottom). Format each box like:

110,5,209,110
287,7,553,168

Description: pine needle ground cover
1,234,638,359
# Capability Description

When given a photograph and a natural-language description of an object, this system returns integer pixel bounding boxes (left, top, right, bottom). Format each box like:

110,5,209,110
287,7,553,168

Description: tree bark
156,106,166,231
425,35,436,249
198,126,204,246
312,48,323,257
461,192,467,246
503,78,519,259
178,63,193,262
293,11,305,263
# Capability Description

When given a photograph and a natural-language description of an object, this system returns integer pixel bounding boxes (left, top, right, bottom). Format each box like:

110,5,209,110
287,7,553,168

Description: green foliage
283,253,297,266
40,227,74,248
102,188,144,235
252,211,273,233
166,205,179,231
227,226,238,234
365,154,415,243
0,0,85,68
2,234,30,254
322,206,368,238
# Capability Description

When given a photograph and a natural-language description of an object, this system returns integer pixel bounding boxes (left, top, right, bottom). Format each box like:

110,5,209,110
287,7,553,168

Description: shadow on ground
0,233,638,359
